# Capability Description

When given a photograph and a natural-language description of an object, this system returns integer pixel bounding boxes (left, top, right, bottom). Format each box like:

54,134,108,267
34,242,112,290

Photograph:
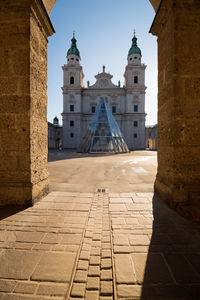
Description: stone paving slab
0,191,200,299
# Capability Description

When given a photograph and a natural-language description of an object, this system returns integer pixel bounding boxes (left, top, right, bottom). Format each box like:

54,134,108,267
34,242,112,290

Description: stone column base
154,177,200,222
0,178,49,206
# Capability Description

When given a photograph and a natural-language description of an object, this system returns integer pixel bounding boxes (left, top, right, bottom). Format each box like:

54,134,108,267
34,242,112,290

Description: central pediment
89,66,118,89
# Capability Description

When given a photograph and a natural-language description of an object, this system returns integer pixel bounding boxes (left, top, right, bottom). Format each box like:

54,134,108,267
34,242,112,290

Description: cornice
150,0,172,36
31,0,55,38
125,86,147,92
125,64,147,70
62,65,83,71
82,89,125,96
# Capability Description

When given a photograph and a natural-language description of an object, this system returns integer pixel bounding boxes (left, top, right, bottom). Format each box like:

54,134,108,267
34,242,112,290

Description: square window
112,106,116,114
134,133,137,138
70,104,74,112
91,106,96,113
70,133,74,138
134,105,138,112
70,120,74,127
134,121,138,127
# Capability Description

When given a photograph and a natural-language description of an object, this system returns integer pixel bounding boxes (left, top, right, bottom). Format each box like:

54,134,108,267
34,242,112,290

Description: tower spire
67,32,80,58
128,30,141,56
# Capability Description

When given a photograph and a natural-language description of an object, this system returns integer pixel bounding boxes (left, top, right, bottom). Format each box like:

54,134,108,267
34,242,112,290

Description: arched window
134,76,138,84
70,76,74,84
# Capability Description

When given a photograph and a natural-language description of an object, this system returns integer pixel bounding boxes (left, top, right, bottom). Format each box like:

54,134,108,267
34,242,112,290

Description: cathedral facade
62,33,146,150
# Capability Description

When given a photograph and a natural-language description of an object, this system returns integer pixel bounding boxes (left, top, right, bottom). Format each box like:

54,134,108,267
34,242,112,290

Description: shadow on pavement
0,206,27,221
48,149,125,162
141,196,200,299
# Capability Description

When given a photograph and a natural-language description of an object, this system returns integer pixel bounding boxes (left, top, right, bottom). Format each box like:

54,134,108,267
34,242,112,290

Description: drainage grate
96,188,107,193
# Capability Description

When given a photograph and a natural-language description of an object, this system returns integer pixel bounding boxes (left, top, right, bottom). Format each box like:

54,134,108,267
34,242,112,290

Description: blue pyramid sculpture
77,98,129,153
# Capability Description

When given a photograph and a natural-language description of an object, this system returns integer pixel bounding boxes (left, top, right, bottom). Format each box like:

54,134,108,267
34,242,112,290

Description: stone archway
0,0,200,221
42,0,161,15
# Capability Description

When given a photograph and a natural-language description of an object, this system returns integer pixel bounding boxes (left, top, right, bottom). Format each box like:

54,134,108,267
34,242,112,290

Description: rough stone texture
3,0,198,229
0,191,200,299
85,290,99,300
86,277,99,290
42,0,160,16
115,254,136,284
14,282,37,294
42,0,57,14
151,0,200,222
31,252,76,282
71,283,85,297
149,0,161,11
0,250,41,280
0,0,54,206
36,282,68,296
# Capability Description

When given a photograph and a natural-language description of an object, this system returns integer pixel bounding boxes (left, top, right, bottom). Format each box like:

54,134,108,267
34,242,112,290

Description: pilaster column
151,0,200,221
0,0,54,205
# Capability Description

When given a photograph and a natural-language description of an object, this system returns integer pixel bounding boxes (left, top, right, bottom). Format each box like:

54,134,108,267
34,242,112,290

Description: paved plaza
48,151,157,193
0,152,200,299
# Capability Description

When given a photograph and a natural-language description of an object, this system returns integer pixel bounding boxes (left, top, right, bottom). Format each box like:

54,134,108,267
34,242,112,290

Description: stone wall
42,0,57,15
151,0,200,221
1,0,200,222
30,0,54,202
149,0,161,11
42,0,161,15
0,0,54,206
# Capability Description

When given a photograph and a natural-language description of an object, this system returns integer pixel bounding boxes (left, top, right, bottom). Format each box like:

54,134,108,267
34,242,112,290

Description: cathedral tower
123,33,146,148
62,33,84,148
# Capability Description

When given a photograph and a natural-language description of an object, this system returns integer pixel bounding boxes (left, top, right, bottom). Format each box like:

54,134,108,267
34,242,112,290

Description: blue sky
47,0,157,126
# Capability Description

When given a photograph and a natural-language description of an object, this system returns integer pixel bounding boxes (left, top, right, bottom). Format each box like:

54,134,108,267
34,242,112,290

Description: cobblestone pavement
0,191,200,299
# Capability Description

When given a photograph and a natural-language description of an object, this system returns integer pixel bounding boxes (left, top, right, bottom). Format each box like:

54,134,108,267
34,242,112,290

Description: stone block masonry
151,0,200,221
1,0,200,223
0,0,54,205
0,191,200,299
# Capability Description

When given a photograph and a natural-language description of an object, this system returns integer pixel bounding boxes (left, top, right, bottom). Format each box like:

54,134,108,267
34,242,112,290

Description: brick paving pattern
0,191,200,299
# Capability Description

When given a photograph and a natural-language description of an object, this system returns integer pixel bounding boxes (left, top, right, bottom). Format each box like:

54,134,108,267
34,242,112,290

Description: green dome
67,36,80,57
128,34,141,56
